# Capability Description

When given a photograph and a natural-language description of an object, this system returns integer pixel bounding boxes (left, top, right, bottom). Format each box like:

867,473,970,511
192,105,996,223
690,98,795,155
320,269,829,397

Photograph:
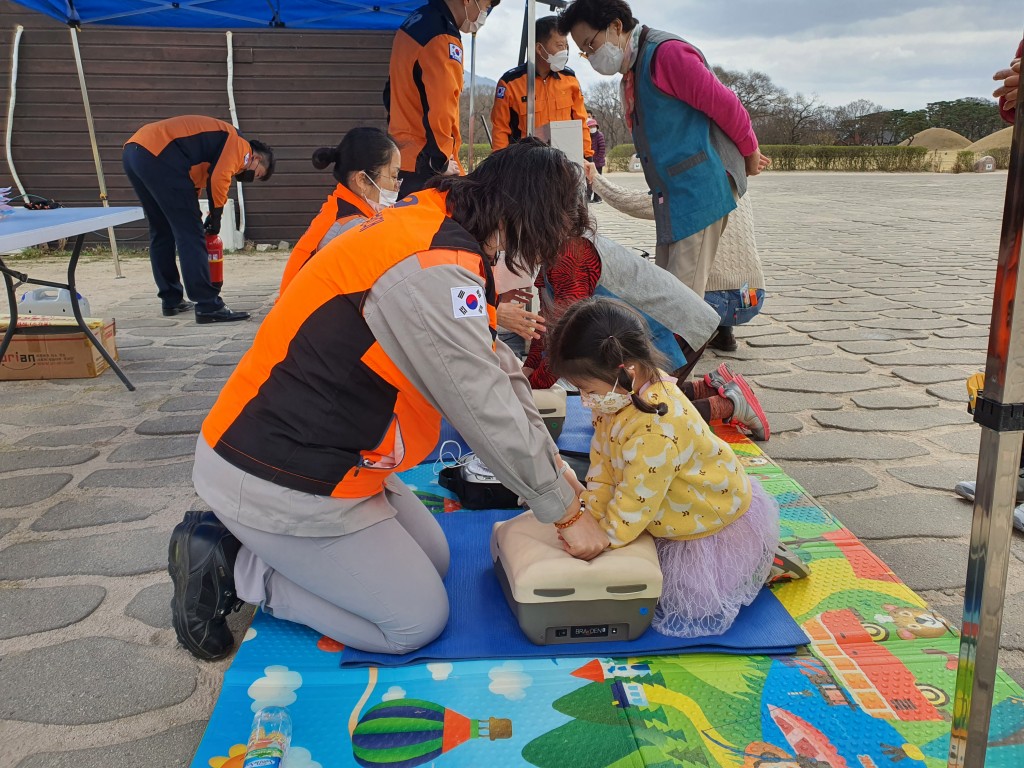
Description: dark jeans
122,143,224,313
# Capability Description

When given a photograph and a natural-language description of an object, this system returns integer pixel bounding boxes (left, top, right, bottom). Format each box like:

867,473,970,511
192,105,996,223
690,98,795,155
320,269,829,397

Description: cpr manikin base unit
491,512,663,645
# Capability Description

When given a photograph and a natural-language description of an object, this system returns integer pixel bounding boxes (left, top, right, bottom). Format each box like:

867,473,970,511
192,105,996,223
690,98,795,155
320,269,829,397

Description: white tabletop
0,206,144,254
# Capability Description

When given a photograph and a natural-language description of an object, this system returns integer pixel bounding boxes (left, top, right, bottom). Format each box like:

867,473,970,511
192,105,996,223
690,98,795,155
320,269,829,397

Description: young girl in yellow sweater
547,297,785,638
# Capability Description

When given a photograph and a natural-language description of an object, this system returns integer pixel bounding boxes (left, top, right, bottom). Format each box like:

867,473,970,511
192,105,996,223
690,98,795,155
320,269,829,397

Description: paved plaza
1,171,1022,766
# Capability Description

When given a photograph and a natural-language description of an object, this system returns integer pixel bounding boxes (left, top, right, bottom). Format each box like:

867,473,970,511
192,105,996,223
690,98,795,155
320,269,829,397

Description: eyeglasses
579,29,602,58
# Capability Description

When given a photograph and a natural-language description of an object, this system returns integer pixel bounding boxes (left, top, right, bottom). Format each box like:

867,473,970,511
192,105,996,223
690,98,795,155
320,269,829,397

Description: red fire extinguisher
206,233,224,289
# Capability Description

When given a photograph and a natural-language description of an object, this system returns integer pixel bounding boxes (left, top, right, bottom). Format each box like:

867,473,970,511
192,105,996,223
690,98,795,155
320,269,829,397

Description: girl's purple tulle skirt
652,477,780,638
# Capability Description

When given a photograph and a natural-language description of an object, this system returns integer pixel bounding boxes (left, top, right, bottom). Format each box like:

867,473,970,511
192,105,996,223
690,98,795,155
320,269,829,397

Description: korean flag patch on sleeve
449,42,463,63
496,85,506,99
451,286,487,319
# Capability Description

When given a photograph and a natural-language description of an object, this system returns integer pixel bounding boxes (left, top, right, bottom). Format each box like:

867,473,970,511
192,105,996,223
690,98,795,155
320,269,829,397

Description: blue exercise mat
340,508,808,667
555,395,594,455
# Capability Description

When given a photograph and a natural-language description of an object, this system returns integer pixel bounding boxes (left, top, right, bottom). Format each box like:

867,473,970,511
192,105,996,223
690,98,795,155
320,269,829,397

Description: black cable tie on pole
973,394,1024,432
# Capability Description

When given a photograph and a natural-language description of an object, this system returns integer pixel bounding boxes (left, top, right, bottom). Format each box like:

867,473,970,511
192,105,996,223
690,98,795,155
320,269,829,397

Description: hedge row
758,145,931,172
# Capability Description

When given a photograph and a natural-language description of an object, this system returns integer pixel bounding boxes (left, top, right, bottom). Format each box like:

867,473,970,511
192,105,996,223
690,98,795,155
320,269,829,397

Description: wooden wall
0,1,393,243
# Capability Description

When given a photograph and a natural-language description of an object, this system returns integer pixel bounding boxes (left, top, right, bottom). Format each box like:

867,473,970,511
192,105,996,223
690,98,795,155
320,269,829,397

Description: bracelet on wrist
555,501,586,530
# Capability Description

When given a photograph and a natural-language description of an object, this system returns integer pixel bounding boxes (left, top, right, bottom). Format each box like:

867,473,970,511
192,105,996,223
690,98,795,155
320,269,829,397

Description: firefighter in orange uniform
280,128,401,295
168,141,608,661
490,16,593,159
384,0,501,198
123,115,274,323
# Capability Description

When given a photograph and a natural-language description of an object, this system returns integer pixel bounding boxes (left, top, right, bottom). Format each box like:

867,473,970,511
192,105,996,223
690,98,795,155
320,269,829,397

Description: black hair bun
311,147,337,170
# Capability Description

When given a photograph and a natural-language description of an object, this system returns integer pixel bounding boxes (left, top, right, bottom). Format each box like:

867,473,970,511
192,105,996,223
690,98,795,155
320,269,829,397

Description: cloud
283,747,322,768
242,627,257,643
248,665,303,713
427,663,453,681
382,686,407,702
468,1,1019,113
488,661,533,701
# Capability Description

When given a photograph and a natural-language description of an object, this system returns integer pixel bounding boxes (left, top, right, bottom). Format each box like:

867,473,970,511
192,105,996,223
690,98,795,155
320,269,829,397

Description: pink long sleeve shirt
650,40,759,157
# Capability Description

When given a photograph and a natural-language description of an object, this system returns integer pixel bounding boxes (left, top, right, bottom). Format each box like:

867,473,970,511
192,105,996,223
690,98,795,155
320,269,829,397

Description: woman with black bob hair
174,139,611,661
279,127,400,293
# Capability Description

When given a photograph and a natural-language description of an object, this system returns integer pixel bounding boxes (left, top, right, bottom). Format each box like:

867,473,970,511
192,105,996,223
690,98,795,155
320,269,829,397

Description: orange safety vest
125,115,252,209
384,0,464,175
202,189,497,499
490,65,592,157
280,184,375,294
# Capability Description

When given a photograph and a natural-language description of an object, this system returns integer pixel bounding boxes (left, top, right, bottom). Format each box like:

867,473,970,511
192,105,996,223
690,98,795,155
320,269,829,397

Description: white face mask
581,382,633,414
588,29,625,76
460,0,487,34
543,48,570,72
364,171,397,212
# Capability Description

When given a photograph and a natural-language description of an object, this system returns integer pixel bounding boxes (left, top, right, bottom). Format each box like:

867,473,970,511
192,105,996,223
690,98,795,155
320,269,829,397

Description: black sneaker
162,300,195,317
168,511,244,660
195,307,250,324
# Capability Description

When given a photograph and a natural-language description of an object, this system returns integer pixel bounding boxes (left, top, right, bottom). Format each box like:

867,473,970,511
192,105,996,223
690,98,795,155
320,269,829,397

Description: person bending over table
123,115,274,324
169,140,608,661
280,128,401,295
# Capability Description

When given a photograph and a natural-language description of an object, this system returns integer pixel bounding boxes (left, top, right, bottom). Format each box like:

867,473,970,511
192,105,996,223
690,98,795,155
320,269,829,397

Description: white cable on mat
5,26,28,199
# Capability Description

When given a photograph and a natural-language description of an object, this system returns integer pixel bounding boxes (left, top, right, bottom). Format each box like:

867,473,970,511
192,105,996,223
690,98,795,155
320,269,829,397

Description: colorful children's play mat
194,426,1024,768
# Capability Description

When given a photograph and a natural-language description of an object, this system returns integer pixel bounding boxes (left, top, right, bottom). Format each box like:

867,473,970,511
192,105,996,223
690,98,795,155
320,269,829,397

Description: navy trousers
122,143,224,313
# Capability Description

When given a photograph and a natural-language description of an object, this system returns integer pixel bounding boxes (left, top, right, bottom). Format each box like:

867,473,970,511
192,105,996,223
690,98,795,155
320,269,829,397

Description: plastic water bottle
243,706,292,768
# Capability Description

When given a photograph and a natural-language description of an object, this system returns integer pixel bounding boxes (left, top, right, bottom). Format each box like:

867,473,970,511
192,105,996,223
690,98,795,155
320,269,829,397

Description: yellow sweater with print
581,379,752,547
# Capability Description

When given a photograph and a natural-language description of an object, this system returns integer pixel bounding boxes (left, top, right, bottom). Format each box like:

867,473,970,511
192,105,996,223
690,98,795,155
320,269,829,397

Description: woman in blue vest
558,0,769,344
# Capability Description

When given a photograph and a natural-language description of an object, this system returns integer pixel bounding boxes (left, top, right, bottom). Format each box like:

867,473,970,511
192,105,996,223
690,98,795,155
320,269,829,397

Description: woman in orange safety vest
280,128,401,294
170,140,610,661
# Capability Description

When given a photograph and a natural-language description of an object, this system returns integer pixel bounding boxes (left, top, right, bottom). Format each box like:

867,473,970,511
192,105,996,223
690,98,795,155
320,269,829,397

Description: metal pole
526,0,536,136
468,33,476,170
947,63,1024,765
69,27,123,279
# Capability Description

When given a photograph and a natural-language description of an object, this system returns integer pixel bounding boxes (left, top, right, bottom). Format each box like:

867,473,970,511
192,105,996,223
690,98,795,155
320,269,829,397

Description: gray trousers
195,444,450,654
655,213,729,296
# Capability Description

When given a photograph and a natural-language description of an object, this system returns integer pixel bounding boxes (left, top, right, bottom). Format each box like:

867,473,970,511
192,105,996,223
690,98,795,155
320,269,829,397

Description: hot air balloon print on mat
351,698,512,767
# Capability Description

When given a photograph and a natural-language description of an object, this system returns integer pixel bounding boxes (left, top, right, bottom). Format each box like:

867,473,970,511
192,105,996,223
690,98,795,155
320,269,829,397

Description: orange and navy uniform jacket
202,190,498,500
125,115,252,211
490,64,593,158
279,184,375,295
384,0,464,176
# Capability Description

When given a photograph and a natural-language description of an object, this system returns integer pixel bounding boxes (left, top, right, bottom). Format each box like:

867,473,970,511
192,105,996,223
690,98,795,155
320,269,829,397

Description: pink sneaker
722,374,770,441
704,362,737,392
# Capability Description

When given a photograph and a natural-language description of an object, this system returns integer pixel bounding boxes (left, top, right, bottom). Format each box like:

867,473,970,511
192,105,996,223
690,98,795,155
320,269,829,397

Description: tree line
460,67,1006,152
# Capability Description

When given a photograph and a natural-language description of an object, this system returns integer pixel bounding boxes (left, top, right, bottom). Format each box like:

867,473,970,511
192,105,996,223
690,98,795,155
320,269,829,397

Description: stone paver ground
2,170,1023,766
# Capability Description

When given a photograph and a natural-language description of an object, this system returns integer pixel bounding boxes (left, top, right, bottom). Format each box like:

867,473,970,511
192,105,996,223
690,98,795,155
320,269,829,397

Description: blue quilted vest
630,28,745,244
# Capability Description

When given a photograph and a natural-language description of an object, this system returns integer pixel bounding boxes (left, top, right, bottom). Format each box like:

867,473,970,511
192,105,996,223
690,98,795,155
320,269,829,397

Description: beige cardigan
591,173,764,292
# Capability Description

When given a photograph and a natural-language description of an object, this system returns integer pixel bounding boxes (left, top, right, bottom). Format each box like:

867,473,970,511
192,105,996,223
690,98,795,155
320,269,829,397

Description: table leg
0,258,19,366
66,234,135,392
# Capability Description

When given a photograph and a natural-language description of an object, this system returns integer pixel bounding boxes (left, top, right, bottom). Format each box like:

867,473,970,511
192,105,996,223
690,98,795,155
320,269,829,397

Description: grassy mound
900,127,971,150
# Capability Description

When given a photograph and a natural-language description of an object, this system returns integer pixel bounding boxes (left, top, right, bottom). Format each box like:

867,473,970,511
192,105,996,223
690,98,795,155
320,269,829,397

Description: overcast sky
471,1,1022,110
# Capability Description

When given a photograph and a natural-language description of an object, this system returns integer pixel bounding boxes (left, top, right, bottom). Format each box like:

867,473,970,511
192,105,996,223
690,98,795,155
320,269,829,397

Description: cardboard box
0,315,118,381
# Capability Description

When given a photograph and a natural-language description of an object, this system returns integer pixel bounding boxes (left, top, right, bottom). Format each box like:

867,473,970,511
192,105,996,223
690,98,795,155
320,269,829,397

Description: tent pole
69,26,123,278
526,0,536,136
226,31,245,244
947,78,1024,766
467,32,476,170
5,26,28,200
